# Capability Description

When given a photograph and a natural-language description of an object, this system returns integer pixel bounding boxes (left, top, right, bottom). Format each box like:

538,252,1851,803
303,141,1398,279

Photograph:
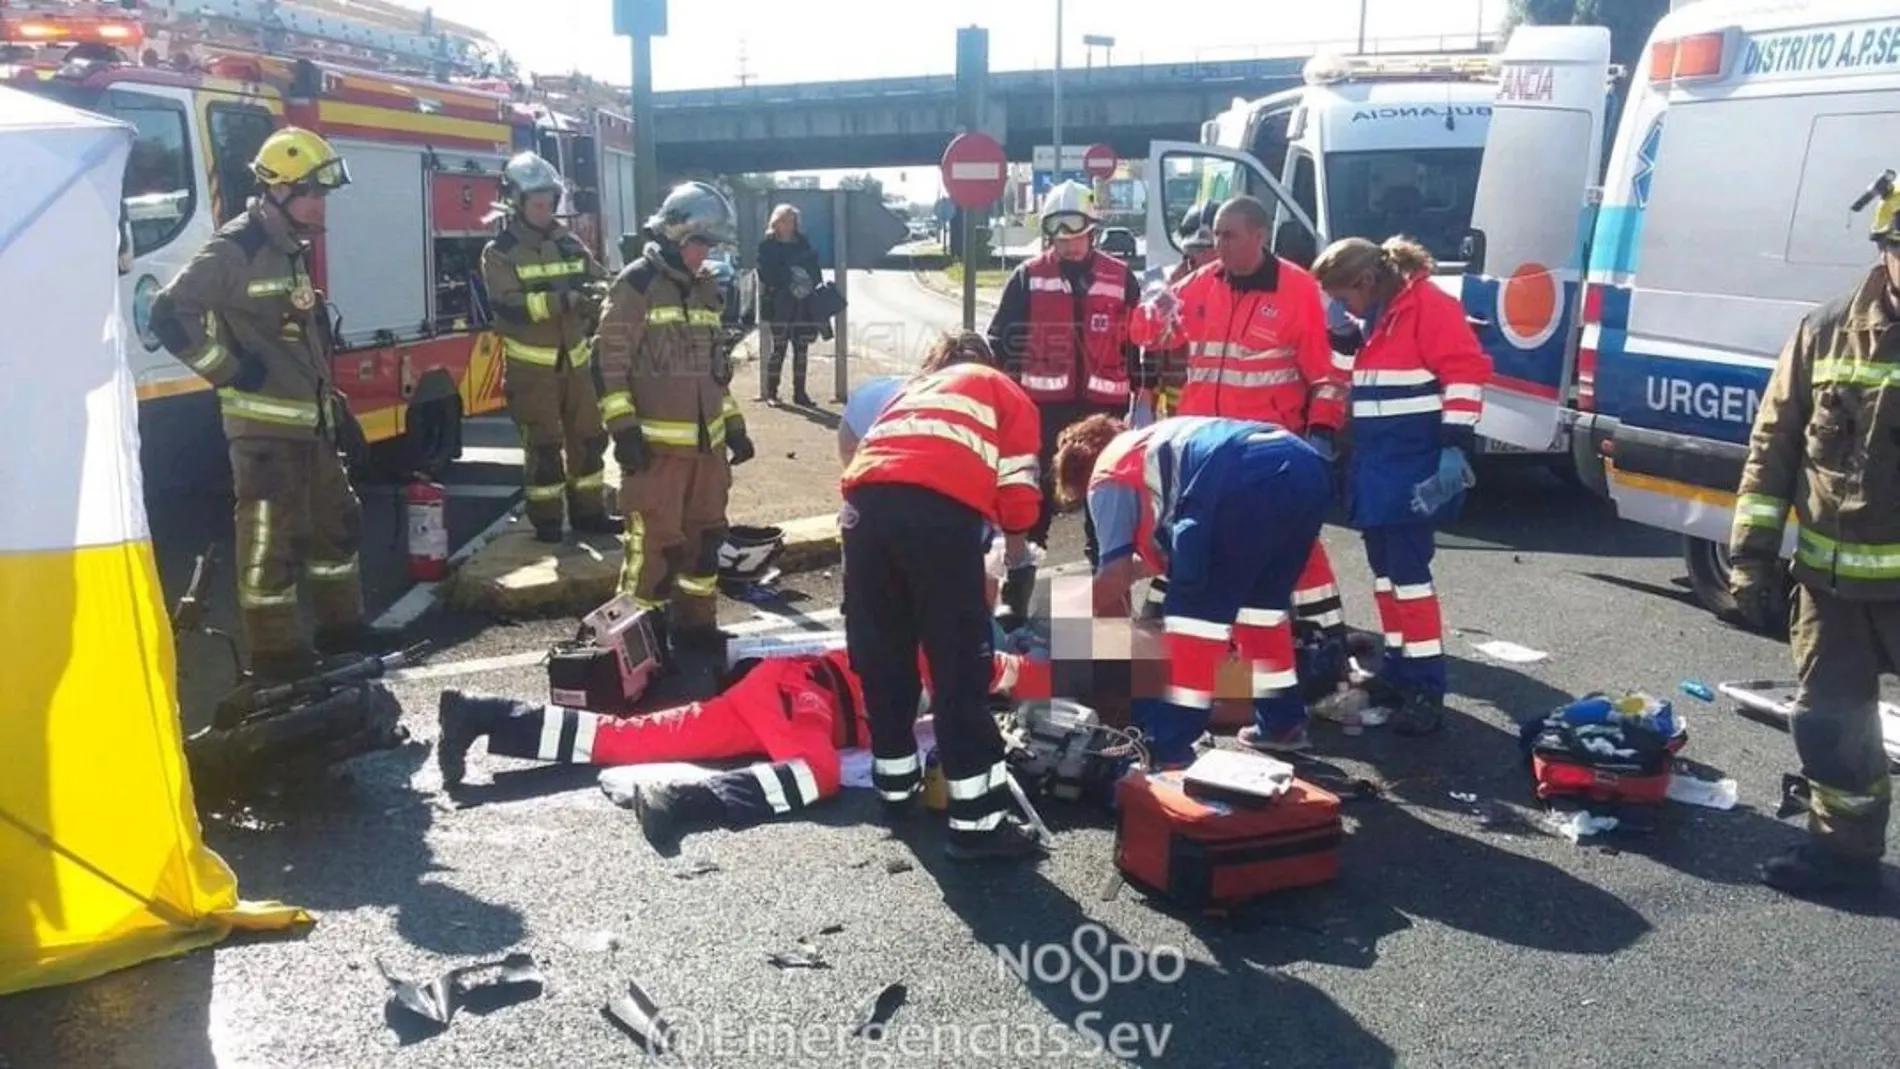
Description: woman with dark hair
756,204,823,405
838,331,1047,861
1309,235,1491,737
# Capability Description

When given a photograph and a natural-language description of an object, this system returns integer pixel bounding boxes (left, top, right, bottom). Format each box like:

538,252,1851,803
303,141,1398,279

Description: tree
837,173,885,199
1504,0,1669,71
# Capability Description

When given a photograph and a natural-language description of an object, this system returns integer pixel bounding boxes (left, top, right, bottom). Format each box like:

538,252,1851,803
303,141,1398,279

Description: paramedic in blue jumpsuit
1052,413,1336,761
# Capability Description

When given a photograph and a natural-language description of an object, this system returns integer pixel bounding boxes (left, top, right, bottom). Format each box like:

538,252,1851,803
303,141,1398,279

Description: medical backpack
1113,768,1342,913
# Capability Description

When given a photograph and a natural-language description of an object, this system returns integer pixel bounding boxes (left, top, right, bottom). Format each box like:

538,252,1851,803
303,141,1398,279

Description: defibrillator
546,594,664,715
1001,699,1141,807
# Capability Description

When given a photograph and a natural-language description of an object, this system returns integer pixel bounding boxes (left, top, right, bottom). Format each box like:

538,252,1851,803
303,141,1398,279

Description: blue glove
1410,447,1476,517
1305,429,1336,463
1128,391,1156,429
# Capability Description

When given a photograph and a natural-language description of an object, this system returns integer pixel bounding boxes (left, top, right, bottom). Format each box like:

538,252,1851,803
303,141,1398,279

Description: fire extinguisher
406,479,449,581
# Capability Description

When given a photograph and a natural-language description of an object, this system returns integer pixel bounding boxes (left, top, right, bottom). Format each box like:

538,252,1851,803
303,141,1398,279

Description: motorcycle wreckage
172,549,426,800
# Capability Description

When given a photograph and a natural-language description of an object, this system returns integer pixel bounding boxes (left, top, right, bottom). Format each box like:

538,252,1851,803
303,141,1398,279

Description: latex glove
726,421,755,466
612,427,650,474
1410,447,1476,517
1129,390,1157,429
1728,555,1780,630
1305,428,1337,463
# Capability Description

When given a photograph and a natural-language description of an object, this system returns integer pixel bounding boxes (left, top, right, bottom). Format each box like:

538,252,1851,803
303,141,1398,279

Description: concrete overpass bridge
649,56,1312,173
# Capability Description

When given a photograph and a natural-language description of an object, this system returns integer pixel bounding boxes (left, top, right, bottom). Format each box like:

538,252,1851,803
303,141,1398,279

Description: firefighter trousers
484,661,848,830
230,435,364,658
504,358,609,530
619,450,731,630
1789,585,1896,860
842,483,1014,833
1364,522,1446,698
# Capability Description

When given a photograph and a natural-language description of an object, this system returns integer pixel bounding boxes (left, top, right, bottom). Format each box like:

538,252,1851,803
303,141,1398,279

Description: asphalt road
6,297,1900,1067
844,269,985,368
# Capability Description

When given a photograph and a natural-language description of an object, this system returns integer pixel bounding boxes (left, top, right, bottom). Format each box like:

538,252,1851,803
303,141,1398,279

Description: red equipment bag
1528,721,1682,806
1113,770,1342,912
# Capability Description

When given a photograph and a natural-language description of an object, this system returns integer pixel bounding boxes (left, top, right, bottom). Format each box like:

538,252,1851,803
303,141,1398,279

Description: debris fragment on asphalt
674,859,721,879
1546,810,1619,843
565,930,624,953
1679,680,1716,703
1665,773,1738,810
1472,640,1549,664
1777,774,1811,819
766,939,831,970
848,980,909,1039
1449,791,1478,804
817,923,845,936
604,977,677,1055
883,858,914,875
377,952,545,1029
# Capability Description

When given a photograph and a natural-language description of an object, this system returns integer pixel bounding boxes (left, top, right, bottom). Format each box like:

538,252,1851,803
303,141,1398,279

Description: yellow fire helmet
251,127,351,193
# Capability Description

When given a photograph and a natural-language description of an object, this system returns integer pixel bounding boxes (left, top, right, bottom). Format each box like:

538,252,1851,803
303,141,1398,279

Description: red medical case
1114,770,1342,912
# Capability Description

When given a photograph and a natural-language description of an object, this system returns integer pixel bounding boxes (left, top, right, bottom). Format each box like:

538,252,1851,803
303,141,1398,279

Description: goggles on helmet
290,157,352,197
1041,211,1096,239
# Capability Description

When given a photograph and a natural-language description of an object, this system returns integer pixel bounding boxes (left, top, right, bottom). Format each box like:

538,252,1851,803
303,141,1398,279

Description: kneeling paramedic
481,151,617,542
594,182,756,658
1052,414,1334,761
148,127,402,683
1727,174,1900,897
839,334,1047,861
1311,236,1491,736
435,648,1051,851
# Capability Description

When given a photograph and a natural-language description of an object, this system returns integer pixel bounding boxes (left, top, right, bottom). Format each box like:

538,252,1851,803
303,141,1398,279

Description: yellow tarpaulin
0,86,312,997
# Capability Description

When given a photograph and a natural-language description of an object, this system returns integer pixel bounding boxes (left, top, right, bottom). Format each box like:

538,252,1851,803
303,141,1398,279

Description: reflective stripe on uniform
1809,775,1893,817
1021,373,1069,393
1812,359,1900,388
526,482,565,502
1185,365,1302,390
641,418,726,448
187,345,232,378
516,260,589,280
618,514,648,597
504,337,591,367
1735,492,1788,530
218,389,320,428
599,390,636,422
720,392,740,420
647,307,723,327
246,277,293,297
675,573,719,598
886,391,997,429
570,469,606,492
525,292,554,323
239,500,296,608
998,453,1039,489
306,554,359,582
1796,529,1900,581
860,415,998,467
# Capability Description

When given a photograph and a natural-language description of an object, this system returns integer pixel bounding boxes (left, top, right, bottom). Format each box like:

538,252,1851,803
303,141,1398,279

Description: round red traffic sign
940,132,1008,209
1083,143,1118,179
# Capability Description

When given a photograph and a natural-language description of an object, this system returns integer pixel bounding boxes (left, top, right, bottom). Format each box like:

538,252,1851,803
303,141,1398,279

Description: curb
912,269,1002,310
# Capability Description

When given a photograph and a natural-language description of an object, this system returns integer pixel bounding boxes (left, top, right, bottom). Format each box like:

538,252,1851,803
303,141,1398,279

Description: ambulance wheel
1684,536,1790,638
1563,429,1611,500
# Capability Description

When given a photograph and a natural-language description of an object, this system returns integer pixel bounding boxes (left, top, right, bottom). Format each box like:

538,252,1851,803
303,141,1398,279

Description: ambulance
1531,0,1900,622
0,0,638,493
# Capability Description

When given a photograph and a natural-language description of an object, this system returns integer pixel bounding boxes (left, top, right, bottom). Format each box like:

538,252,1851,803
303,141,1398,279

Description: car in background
1096,226,1138,258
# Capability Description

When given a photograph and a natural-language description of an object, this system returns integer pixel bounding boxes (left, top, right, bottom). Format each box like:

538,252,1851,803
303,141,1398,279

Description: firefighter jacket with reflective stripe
481,218,608,367
840,363,1044,534
992,250,1139,405
148,202,336,440
1344,275,1492,527
1089,416,1283,573
594,241,740,455
1131,256,1344,433
1733,267,1900,600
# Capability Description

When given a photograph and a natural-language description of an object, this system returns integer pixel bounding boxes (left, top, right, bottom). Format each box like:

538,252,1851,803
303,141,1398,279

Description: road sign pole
962,208,977,330
833,187,850,403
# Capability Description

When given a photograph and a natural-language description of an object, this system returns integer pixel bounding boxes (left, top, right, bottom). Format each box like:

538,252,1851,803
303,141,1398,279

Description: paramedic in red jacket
1311,236,1491,736
433,647,1051,853
1128,195,1352,660
986,181,1145,617
839,333,1047,862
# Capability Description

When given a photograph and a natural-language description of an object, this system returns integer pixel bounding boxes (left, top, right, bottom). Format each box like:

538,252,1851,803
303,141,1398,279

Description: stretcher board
1719,680,1900,768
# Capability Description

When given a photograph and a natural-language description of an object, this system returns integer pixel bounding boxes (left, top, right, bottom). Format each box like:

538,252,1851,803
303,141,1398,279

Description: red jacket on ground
1131,257,1345,433
840,362,1044,533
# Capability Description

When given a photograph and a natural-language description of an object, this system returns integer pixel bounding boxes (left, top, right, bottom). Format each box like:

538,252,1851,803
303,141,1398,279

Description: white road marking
371,507,521,631
365,483,521,500
456,445,523,466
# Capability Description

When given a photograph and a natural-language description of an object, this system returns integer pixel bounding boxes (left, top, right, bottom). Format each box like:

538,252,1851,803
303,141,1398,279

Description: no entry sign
941,132,1008,209
1083,143,1118,179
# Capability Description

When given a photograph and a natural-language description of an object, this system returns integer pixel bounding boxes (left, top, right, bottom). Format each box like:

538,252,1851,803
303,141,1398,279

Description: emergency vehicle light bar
1302,52,1496,87
1648,29,1733,84
0,10,143,48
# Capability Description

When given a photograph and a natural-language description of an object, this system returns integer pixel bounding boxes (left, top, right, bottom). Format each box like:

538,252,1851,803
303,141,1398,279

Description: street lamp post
1052,0,1063,197
1358,0,1369,54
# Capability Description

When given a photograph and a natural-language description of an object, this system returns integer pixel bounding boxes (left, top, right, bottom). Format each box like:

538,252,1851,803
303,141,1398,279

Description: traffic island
441,350,881,618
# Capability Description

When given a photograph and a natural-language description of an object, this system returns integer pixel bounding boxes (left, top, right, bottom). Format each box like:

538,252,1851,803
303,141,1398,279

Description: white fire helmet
1040,180,1100,238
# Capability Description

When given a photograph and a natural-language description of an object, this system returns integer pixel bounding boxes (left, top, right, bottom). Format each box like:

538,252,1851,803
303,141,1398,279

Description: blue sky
412,0,1503,198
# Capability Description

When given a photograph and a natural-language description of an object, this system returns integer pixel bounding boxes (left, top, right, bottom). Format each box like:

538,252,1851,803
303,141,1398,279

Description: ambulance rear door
1460,25,1613,452
1142,140,1322,280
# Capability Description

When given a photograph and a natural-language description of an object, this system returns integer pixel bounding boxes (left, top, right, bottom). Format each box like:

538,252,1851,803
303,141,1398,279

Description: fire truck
0,0,640,493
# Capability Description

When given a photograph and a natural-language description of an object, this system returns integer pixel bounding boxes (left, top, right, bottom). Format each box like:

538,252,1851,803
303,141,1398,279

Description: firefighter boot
571,507,624,537
315,621,408,659
996,564,1036,633
629,780,726,856
435,689,523,787
945,814,1047,863
1759,841,1883,898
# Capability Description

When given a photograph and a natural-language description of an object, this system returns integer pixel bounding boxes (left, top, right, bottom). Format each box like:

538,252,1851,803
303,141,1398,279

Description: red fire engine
0,0,640,493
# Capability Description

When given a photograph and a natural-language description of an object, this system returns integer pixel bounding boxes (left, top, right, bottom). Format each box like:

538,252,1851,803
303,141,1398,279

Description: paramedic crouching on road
1053,414,1335,760
1728,189,1900,898
839,334,1047,861
987,181,1145,621
149,127,401,683
594,182,756,660
1310,236,1491,737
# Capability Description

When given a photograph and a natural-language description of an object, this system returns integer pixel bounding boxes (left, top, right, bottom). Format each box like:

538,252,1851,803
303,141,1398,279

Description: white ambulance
1143,52,1495,284
1502,0,1900,622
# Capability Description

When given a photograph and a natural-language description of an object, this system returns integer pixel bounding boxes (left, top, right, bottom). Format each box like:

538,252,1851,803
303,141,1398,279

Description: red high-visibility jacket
1018,250,1134,405
1130,257,1345,433
840,363,1044,534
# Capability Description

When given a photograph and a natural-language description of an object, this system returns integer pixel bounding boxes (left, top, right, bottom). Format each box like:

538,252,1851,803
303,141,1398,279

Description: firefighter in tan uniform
149,128,400,682
1730,174,1900,898
594,182,756,656
480,152,618,542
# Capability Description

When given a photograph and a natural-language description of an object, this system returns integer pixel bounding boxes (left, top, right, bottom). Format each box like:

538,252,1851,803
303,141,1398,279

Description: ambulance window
1288,152,1319,222
1245,106,1294,179
207,105,277,225
104,91,193,257
1323,147,1483,266
1787,110,1900,269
